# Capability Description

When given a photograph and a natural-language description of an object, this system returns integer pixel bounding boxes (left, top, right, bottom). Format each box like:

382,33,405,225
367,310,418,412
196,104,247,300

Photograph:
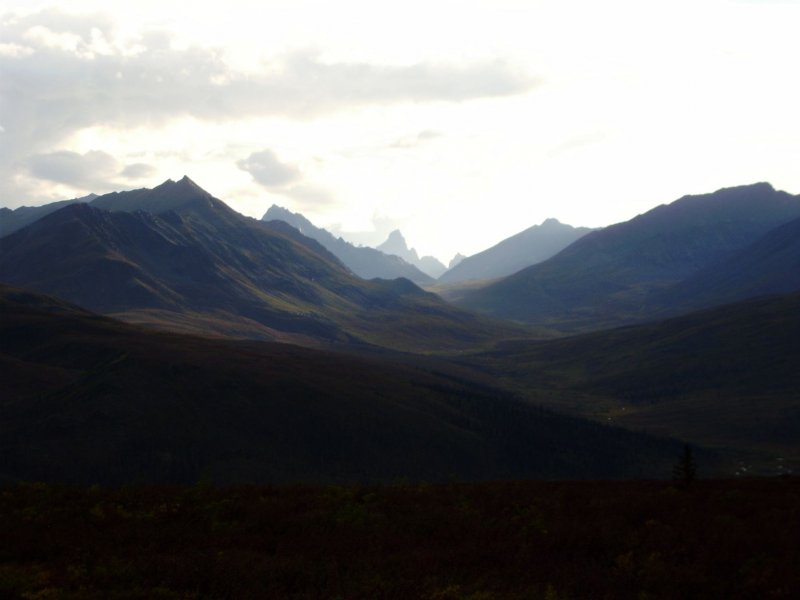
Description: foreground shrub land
1,479,798,599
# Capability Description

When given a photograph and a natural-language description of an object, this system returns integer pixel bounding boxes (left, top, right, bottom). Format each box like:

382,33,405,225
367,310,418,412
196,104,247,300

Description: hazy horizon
2,0,799,261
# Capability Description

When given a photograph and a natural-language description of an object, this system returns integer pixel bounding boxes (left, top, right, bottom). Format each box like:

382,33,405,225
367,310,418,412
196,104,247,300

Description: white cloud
0,8,536,204
237,150,302,188
26,149,118,190
120,162,156,179
389,129,443,149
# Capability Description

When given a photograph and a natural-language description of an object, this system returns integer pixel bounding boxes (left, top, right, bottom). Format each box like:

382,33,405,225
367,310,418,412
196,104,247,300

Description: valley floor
1,479,798,599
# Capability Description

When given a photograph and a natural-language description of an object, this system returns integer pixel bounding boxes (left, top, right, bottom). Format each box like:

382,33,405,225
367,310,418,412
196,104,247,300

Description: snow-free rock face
377,229,447,278
262,206,433,284
438,218,593,283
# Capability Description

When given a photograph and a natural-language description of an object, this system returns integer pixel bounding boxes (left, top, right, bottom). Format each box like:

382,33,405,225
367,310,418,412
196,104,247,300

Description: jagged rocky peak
89,176,218,215
154,175,212,198
378,229,417,260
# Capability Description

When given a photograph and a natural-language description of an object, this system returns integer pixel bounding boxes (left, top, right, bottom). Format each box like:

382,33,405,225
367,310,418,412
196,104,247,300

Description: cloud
389,129,444,149
282,184,335,208
0,8,537,204
26,150,119,190
120,162,156,179
237,150,302,188
237,149,334,209
26,149,158,192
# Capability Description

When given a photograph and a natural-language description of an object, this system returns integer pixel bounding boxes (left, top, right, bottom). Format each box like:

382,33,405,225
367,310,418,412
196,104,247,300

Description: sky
2,0,799,262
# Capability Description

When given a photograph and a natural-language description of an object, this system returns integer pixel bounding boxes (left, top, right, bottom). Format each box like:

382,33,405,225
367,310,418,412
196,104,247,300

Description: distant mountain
0,193,97,238
449,253,466,269
377,230,447,278
0,284,684,483
262,205,432,284
0,177,519,352
459,183,800,330
439,218,593,283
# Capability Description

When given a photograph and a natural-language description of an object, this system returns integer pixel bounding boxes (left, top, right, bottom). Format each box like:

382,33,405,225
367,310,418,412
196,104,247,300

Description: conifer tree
673,444,697,484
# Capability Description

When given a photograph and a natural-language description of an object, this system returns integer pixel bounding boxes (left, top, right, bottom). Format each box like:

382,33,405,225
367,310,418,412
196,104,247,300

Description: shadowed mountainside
439,218,592,283
262,205,433,284
0,177,523,352
458,183,800,331
462,291,800,469
0,285,683,484
653,213,800,313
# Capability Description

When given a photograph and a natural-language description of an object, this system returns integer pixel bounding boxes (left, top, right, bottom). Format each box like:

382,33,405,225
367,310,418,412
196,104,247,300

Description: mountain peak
540,217,562,227
386,229,406,243
263,204,295,220
377,229,416,261
88,176,218,216
153,175,211,197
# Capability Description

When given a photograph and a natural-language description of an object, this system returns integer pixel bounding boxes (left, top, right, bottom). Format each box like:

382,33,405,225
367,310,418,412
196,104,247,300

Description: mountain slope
655,213,800,312
459,183,800,330
0,285,682,483
463,291,800,466
0,177,520,351
262,205,433,284
377,230,447,278
439,218,592,283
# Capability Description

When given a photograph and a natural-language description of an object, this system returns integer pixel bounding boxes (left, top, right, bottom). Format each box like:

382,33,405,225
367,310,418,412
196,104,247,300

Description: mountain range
0,177,520,352
458,183,800,331
439,218,592,283
3,176,800,482
261,205,433,284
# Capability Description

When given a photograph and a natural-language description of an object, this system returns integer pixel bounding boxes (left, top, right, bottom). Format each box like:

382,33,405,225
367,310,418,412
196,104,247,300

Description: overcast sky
2,0,799,261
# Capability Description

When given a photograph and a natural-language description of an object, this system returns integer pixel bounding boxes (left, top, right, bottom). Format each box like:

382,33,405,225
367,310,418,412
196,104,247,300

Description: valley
2,178,800,483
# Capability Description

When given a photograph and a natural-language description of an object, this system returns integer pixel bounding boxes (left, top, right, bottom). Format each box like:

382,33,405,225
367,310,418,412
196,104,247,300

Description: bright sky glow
2,0,799,261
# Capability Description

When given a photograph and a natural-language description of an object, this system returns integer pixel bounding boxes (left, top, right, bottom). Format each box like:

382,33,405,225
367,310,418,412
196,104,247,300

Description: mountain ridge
262,205,433,284
0,179,522,352
439,217,593,283
458,182,800,330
